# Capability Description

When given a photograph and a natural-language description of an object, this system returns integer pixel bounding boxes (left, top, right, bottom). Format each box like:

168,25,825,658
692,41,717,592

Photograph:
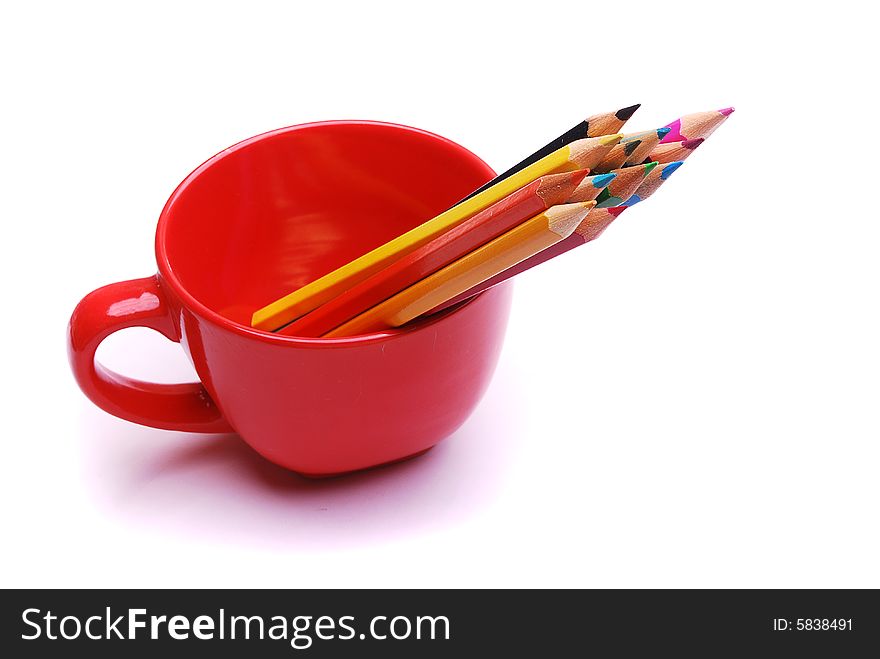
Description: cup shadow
77,364,524,550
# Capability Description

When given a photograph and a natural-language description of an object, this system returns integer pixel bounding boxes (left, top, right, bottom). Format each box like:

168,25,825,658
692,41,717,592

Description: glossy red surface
67,121,512,476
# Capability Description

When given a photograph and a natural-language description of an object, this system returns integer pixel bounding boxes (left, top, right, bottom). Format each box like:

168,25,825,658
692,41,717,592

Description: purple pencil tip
719,107,735,116
682,138,705,149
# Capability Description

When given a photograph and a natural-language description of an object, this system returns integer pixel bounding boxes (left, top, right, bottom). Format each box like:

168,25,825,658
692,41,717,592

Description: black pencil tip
616,104,641,120
623,140,641,156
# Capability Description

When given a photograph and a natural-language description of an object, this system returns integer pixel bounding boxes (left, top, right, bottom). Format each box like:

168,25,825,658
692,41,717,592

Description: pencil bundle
252,106,734,337
592,128,669,173
280,171,605,338
252,133,623,331
326,203,596,337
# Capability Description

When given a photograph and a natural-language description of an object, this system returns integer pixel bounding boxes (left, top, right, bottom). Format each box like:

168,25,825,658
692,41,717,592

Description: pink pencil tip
719,107,735,116
682,138,705,149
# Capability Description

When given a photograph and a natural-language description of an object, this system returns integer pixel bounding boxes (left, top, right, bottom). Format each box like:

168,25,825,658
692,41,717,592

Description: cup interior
157,121,494,329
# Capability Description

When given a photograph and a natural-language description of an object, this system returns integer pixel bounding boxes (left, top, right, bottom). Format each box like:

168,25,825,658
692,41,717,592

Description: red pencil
430,207,627,314
277,170,591,337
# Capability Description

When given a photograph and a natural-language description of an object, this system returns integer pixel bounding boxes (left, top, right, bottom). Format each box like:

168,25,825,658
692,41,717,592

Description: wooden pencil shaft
458,123,588,202
456,105,639,202
326,217,557,336
431,208,623,314
431,234,585,315
276,171,585,337
251,140,604,331
325,204,591,337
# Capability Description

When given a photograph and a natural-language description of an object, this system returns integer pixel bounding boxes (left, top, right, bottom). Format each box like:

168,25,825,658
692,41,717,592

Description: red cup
68,121,512,477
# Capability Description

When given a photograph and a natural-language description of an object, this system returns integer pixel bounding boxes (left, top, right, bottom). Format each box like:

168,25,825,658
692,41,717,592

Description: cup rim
154,120,497,347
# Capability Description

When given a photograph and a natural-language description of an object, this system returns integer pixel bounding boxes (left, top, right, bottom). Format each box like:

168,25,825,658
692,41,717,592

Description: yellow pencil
325,202,595,337
250,135,622,331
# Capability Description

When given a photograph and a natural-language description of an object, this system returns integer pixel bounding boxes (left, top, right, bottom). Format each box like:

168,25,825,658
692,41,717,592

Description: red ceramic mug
68,121,512,477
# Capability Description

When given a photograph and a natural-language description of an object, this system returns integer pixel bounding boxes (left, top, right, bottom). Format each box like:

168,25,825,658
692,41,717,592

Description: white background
2,0,878,588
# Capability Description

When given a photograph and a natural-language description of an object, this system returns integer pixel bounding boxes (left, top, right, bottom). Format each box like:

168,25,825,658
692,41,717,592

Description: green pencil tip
644,161,659,175
596,196,623,209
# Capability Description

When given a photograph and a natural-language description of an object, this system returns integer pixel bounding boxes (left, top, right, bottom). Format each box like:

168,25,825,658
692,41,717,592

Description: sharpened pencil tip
599,133,624,146
657,127,671,138
643,161,658,175
547,201,596,235
607,206,628,217
623,140,641,156
719,107,735,116
682,138,704,150
616,104,641,120
570,169,591,185
660,161,684,179
592,173,617,188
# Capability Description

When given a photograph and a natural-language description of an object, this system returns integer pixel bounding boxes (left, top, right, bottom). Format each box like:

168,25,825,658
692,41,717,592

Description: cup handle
67,275,233,433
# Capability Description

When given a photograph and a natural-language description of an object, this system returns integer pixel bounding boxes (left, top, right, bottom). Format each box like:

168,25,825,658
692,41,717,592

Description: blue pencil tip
657,127,672,137
592,173,617,188
622,195,642,207
660,161,684,180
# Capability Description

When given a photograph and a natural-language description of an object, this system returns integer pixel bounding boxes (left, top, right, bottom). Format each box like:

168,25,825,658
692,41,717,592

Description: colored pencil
622,161,684,206
662,108,734,143
592,128,668,173
431,207,627,315
592,138,641,173
570,205,627,242
592,162,657,208
558,172,619,203
458,104,640,201
251,134,623,331
432,117,728,316
277,170,599,337
621,128,670,167
647,138,703,164
324,202,596,337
